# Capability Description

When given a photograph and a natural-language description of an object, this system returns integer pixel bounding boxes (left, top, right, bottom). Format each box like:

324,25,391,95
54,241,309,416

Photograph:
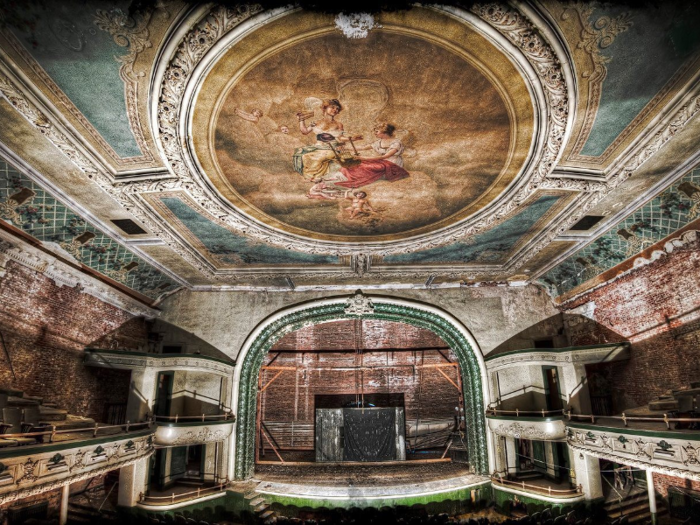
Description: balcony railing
566,412,700,430
152,413,234,424
487,407,700,430
491,475,582,498
0,421,152,446
486,408,566,418
139,481,229,506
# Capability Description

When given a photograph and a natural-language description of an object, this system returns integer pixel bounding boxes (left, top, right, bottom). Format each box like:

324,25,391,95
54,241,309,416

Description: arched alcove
232,293,491,480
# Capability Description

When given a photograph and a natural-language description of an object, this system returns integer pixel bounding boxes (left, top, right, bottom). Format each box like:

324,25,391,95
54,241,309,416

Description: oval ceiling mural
190,10,535,244
213,31,510,238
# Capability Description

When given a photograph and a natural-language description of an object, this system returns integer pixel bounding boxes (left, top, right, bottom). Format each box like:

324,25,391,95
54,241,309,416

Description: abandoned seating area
0,387,148,447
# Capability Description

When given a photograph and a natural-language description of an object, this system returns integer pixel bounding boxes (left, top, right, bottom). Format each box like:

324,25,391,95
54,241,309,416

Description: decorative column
126,369,158,423
646,469,657,525
504,436,517,476
118,457,150,507
59,483,70,525
559,364,591,414
572,451,603,500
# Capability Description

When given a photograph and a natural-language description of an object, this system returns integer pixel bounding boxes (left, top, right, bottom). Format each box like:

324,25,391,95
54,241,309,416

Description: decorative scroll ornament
172,427,228,446
493,421,561,441
16,458,38,484
344,290,374,316
334,13,381,39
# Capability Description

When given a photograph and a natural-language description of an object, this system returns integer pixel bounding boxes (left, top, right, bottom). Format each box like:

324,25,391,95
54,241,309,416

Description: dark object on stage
315,407,406,462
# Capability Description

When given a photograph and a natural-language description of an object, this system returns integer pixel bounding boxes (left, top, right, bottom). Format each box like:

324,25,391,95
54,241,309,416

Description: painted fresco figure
344,190,377,219
334,123,409,189
293,99,361,182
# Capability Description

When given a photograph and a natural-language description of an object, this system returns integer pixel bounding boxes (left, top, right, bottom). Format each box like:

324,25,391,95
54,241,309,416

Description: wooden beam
260,426,285,463
260,370,286,392
436,367,461,391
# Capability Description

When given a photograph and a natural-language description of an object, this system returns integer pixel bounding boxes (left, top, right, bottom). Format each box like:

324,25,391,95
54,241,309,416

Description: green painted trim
261,482,492,510
491,484,578,511
486,415,566,423
485,343,629,362
234,300,489,479
567,422,700,441
84,348,235,367
0,428,153,459
157,419,234,428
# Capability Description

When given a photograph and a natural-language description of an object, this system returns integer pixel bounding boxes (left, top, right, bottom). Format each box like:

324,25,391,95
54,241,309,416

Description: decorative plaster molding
93,6,160,162
0,66,215,279
84,350,234,376
334,13,381,39
344,290,375,316
561,5,632,158
556,229,700,306
147,3,570,258
233,296,490,479
0,433,154,505
568,428,700,481
0,228,159,317
0,25,155,167
490,420,566,441
485,343,629,372
154,422,233,447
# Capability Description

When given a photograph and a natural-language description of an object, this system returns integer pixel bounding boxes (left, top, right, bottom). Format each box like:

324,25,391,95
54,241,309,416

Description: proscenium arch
231,294,491,480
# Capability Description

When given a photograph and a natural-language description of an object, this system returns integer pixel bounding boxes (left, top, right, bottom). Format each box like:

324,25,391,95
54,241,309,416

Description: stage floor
250,461,489,501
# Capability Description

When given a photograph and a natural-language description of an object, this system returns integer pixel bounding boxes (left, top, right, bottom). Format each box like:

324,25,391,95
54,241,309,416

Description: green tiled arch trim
234,300,488,479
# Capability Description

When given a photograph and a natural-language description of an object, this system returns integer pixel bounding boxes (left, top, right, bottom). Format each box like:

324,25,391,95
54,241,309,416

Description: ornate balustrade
487,413,567,441
567,423,700,480
137,481,229,509
0,429,153,505
491,475,582,499
153,417,234,447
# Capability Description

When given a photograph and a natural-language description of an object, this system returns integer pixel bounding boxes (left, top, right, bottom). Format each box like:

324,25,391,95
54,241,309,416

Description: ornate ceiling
0,0,699,303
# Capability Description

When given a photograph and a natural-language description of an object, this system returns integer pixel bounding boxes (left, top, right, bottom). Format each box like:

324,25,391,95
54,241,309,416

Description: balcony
491,474,583,502
486,409,568,441
0,425,153,504
484,343,629,371
153,414,235,447
566,412,700,479
137,480,229,510
83,349,235,376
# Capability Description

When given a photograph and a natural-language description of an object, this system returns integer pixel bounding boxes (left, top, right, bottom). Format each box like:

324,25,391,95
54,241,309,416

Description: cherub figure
234,108,263,123
345,190,376,219
307,181,342,200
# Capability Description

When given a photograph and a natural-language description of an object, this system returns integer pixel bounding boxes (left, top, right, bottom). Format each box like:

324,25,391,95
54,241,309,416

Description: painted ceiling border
0,142,189,289
534,138,700,282
0,17,156,170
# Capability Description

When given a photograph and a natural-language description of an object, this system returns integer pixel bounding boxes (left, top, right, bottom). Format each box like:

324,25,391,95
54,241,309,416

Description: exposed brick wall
0,261,146,421
272,319,447,351
652,472,700,498
560,238,700,411
0,488,61,523
262,349,462,426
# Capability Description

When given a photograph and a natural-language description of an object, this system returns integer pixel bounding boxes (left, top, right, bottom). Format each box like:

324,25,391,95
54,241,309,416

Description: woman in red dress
335,123,409,189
